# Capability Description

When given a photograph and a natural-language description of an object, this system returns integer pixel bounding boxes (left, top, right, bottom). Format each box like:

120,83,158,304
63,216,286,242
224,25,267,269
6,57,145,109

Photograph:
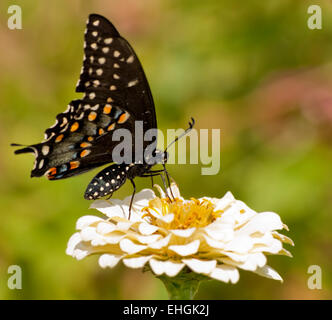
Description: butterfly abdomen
84,163,129,200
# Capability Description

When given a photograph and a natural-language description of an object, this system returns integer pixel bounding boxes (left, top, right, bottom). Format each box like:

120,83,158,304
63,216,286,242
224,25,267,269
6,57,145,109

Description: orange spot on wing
118,112,129,124
107,123,115,131
103,104,112,114
55,134,64,143
80,142,91,148
87,136,94,142
80,149,91,158
47,167,57,177
70,161,80,169
70,122,79,132
88,111,97,121
98,128,105,135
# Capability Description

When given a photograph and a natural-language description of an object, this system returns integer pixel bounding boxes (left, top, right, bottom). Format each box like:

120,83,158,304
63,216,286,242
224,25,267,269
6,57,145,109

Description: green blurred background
1,0,332,299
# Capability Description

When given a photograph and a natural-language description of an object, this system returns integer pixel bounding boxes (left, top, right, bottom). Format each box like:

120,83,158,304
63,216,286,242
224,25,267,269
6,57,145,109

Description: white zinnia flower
66,183,293,284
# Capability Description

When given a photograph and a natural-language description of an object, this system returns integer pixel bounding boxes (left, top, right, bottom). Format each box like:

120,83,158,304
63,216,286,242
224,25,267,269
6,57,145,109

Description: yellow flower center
143,197,222,230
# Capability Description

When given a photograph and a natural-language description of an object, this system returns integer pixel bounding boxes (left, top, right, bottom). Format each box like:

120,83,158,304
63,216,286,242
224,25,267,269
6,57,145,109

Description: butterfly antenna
164,117,195,153
162,117,195,200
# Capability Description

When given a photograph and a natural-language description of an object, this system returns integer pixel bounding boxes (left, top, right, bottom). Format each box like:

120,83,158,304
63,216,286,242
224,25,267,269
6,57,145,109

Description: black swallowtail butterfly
12,14,194,215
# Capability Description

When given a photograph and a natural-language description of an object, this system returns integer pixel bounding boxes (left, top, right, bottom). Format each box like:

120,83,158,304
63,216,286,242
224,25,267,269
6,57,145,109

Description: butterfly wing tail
11,143,36,155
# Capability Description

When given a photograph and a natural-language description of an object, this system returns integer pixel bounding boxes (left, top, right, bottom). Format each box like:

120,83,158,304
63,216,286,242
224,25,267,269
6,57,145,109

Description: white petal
76,215,104,230
272,231,295,246
222,200,256,225
96,222,116,234
204,222,234,241
238,212,284,235
71,247,91,260
119,238,147,254
138,222,159,235
90,189,154,222
80,227,99,242
278,248,293,257
99,254,122,268
66,233,91,260
136,234,162,244
170,228,196,238
209,265,240,284
123,255,152,268
91,200,127,219
219,251,249,263
253,237,283,254
183,258,217,274
123,189,156,213
202,235,226,249
224,236,253,253
148,234,171,249
221,253,267,271
154,184,166,198
254,265,283,282
168,182,181,199
66,233,82,256
149,258,185,276
116,221,132,231
104,232,125,244
213,191,235,211
129,188,156,205
169,240,200,256
91,237,107,246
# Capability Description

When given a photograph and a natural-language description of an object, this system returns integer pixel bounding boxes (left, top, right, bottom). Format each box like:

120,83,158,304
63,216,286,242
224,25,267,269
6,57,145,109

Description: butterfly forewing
77,14,156,129
13,14,157,182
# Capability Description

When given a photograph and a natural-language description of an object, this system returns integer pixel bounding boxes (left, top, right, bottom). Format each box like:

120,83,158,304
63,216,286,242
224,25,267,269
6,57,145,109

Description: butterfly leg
162,164,175,200
140,172,172,201
144,168,174,199
128,179,136,220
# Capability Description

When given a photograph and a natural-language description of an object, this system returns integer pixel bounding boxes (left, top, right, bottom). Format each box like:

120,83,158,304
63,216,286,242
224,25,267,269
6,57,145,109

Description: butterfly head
155,149,168,165
144,149,168,166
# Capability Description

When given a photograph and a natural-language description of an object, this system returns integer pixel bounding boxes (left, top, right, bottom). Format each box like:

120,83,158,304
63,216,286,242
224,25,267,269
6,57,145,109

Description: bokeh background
1,0,332,299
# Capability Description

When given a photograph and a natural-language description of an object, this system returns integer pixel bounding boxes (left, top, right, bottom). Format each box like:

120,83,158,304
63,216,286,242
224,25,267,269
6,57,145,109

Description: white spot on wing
38,159,44,169
126,55,134,63
104,38,113,44
128,79,139,87
50,119,58,129
41,145,50,156
93,80,100,87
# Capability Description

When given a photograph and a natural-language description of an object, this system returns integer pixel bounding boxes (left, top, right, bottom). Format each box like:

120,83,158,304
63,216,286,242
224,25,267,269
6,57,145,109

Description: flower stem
156,268,209,300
